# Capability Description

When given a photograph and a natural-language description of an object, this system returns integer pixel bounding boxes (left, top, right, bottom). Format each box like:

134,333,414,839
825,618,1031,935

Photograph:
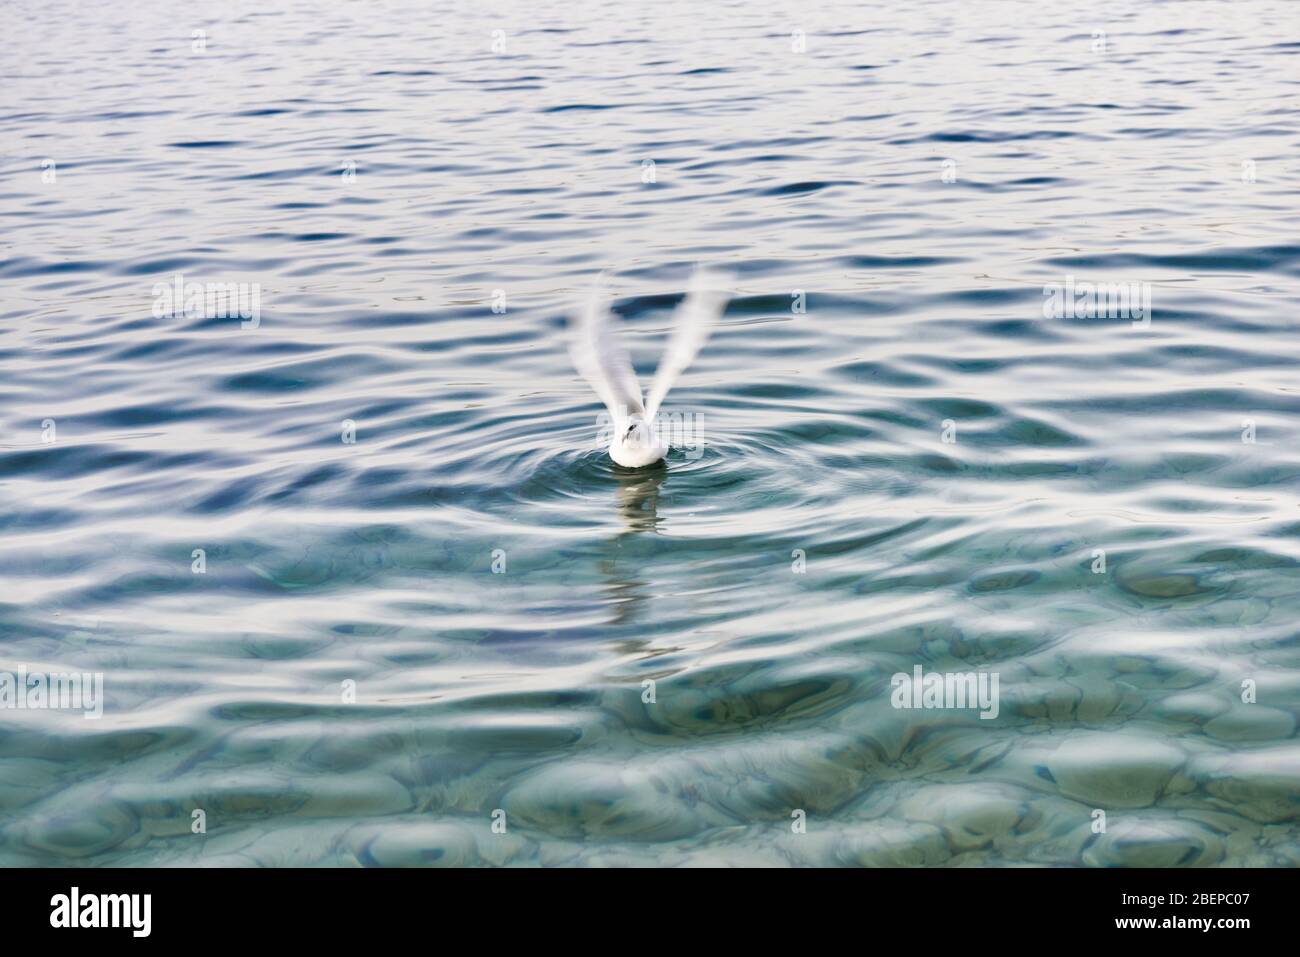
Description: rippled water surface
3,0,1299,866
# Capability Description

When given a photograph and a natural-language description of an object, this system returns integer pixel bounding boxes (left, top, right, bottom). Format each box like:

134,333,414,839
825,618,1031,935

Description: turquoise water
2,0,1298,866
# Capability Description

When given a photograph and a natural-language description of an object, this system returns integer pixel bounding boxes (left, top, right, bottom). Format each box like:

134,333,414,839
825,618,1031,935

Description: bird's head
623,418,652,447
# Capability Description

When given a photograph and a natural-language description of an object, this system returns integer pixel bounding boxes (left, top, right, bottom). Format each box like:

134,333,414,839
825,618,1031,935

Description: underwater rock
969,568,1040,593
1045,733,1185,808
204,783,312,819
1192,748,1300,823
835,822,952,866
210,821,353,867
351,820,480,867
628,659,854,736
1073,676,1141,723
1015,805,1109,864
855,701,938,763
298,775,415,818
0,758,63,811
502,761,705,842
1203,706,1295,742
1116,571,1205,599
708,735,875,819
302,730,409,772
1152,690,1230,726
14,801,141,859
1012,676,1135,723
446,718,586,754
897,783,1033,852
1082,816,1225,867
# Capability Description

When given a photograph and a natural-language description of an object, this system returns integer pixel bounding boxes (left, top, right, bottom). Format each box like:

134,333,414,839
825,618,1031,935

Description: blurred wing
568,278,644,430
644,267,729,420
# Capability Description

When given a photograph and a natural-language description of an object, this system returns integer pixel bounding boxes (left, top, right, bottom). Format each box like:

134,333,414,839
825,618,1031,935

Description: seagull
568,268,729,468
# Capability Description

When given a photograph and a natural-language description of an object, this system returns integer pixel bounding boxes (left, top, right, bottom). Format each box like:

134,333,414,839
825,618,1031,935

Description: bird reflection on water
615,464,667,535
597,464,668,624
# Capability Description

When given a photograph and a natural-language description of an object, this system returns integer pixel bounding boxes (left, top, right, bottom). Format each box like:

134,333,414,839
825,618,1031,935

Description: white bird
569,267,729,468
